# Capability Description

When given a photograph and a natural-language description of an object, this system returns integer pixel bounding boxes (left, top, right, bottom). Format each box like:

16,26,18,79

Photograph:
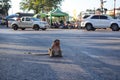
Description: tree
20,0,64,14
96,8,107,14
86,9,95,14
0,0,11,16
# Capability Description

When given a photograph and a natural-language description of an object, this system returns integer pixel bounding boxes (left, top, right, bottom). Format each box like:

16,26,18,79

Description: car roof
84,14,114,20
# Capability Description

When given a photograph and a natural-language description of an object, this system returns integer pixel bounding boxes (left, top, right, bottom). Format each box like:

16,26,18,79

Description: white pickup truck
9,17,49,30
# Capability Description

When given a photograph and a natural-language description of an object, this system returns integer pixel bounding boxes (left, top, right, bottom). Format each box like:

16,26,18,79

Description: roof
50,8,68,17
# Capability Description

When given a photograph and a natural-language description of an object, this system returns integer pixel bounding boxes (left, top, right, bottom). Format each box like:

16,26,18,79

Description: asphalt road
0,26,120,80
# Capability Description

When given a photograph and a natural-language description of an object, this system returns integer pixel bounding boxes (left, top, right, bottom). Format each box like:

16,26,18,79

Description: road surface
0,26,120,80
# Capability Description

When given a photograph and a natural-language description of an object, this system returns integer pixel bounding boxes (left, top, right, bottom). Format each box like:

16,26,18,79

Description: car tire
42,28,46,30
111,24,119,31
86,24,93,31
21,28,25,30
33,25,39,30
12,24,18,30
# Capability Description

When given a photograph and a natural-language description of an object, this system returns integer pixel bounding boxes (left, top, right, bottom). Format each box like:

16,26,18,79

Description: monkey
48,39,62,57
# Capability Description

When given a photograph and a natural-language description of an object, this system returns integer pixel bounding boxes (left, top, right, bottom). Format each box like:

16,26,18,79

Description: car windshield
31,18,40,21
83,15,90,19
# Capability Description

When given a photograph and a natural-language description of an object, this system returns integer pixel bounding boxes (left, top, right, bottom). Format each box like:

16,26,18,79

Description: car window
26,18,31,21
100,15,108,19
91,15,99,19
31,18,40,21
83,15,90,19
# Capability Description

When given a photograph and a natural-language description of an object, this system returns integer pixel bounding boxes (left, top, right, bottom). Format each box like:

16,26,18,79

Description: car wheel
111,24,119,31
33,25,39,30
12,24,18,30
86,24,93,31
21,28,25,30
42,28,46,30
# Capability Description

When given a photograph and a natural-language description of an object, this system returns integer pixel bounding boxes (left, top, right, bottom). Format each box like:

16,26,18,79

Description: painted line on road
81,51,100,58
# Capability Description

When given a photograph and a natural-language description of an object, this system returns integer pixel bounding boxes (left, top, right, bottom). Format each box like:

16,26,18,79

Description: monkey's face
55,41,60,46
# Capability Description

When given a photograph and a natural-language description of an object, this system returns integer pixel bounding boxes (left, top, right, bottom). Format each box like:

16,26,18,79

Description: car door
90,15,101,28
19,17,26,27
25,17,33,27
99,15,110,28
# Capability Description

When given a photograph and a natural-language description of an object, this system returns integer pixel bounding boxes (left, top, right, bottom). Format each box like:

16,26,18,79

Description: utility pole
114,0,116,18
100,0,106,14
100,0,104,14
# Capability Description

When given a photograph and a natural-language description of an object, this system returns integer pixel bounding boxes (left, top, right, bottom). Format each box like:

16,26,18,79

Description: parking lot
0,25,120,80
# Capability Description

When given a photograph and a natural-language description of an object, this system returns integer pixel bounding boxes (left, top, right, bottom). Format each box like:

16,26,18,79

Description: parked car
9,17,48,30
81,14,120,31
41,21,50,28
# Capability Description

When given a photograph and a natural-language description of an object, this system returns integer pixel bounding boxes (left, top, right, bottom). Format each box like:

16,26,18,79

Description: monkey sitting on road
48,39,62,57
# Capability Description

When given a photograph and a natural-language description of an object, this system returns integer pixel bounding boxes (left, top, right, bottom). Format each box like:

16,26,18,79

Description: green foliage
20,0,64,14
0,0,11,15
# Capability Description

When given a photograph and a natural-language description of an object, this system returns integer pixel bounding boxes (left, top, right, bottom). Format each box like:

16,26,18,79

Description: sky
9,0,120,16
